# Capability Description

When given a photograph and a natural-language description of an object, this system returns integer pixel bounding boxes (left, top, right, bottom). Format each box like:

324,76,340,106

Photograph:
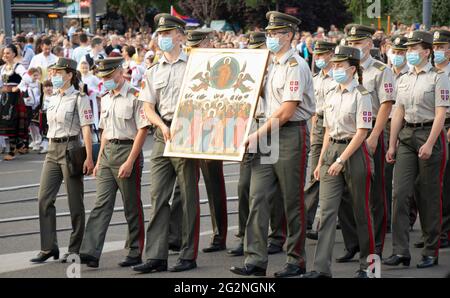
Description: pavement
0,136,449,278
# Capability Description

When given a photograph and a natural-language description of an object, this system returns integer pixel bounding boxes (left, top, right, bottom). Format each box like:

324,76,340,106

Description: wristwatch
336,157,344,165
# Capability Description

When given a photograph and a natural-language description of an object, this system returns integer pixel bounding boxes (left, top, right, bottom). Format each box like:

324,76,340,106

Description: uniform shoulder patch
373,61,386,71
288,57,298,67
147,62,158,70
356,85,369,95
313,72,319,77
432,67,445,74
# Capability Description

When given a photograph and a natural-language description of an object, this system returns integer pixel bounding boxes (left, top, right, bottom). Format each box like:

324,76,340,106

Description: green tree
107,0,169,26
388,0,450,26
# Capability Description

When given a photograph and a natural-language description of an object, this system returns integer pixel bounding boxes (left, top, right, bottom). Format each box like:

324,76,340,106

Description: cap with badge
390,34,408,50
345,24,376,41
331,45,361,62
313,41,337,54
248,32,266,49
265,11,301,31
95,57,124,78
404,30,433,46
433,30,450,45
186,28,214,47
49,58,78,71
154,13,186,33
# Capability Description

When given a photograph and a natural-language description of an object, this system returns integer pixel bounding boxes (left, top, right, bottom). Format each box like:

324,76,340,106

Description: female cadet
384,31,450,269
302,46,375,278
30,57,94,264
0,44,27,160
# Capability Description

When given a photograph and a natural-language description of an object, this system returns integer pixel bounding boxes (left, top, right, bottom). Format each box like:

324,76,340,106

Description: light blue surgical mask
315,58,328,69
266,37,281,53
104,78,118,91
390,54,405,67
406,51,422,66
158,36,174,52
333,67,351,84
434,50,447,64
51,75,64,89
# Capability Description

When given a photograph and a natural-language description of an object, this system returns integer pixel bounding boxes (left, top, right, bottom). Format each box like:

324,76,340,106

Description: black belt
404,121,433,128
50,136,78,143
445,118,450,125
329,137,352,144
316,114,324,120
109,139,134,145
162,119,172,128
282,120,307,128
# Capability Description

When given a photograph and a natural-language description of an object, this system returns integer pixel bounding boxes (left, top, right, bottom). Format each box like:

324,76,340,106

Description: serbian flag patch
363,111,372,123
441,90,449,101
384,83,394,93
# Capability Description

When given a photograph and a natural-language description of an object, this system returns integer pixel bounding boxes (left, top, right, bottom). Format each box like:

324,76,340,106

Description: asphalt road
0,135,449,278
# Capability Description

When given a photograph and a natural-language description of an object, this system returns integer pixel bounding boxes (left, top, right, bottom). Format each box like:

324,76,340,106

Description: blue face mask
266,37,281,53
390,54,405,67
51,75,64,89
333,67,350,84
434,50,447,64
406,51,422,66
315,58,328,69
158,36,174,52
103,78,118,91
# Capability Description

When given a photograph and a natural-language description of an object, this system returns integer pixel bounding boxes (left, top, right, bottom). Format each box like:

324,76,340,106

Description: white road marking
0,170,34,175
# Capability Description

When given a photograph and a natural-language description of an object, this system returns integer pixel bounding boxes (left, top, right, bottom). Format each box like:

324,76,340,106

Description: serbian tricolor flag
170,5,200,27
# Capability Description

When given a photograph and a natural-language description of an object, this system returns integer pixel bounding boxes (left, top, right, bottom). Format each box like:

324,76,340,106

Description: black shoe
227,244,244,257
133,259,168,273
440,239,449,249
416,256,438,269
382,254,411,266
202,243,226,253
230,264,266,276
306,230,318,240
414,241,424,248
169,259,197,272
336,222,342,230
118,256,142,267
300,271,332,278
80,254,99,268
267,243,283,255
30,249,59,263
60,252,78,263
354,270,368,278
335,248,359,263
169,244,181,252
274,263,306,278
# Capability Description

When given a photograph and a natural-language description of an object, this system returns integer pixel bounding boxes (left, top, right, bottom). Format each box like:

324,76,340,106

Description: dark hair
79,33,88,43
125,45,136,57
16,36,26,44
62,69,80,90
91,37,103,48
42,38,52,47
419,42,434,63
43,80,53,87
349,58,363,85
53,46,63,56
6,44,18,57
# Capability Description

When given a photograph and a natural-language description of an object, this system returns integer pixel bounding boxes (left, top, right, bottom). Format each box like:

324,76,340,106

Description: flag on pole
170,5,200,27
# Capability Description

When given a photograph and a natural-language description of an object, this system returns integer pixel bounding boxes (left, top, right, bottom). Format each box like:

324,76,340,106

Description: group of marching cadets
26,10,450,278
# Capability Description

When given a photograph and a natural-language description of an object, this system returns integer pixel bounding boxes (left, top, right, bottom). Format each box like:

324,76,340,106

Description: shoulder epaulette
373,61,386,71
101,92,109,98
313,72,319,77
432,67,445,74
356,85,369,95
288,57,298,67
147,61,158,70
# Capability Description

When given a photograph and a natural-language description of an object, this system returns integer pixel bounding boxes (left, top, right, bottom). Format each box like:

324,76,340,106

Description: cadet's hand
327,162,343,176
447,128,450,142
245,132,258,153
93,164,99,177
386,147,396,164
418,142,433,160
365,135,378,156
83,158,94,175
160,124,171,143
313,164,321,181
118,160,133,178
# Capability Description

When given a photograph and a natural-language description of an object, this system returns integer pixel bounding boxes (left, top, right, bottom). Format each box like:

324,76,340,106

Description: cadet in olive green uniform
304,41,338,239
337,24,395,261
302,46,375,278
384,31,450,269
433,30,450,248
79,58,148,268
30,58,94,263
133,14,200,274
228,31,287,257
168,29,229,253
230,12,315,278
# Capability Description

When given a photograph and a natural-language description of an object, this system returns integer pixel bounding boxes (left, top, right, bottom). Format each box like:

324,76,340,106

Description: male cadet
79,57,147,268
228,31,287,257
168,28,229,253
304,41,337,240
133,13,200,273
432,29,450,249
230,11,315,277
337,24,395,262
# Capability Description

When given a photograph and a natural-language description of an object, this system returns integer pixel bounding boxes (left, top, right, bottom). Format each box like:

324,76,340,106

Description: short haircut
42,38,52,47
91,37,103,48
79,33,88,43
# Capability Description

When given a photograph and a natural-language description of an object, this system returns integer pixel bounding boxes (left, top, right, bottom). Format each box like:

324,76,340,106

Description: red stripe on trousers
134,156,145,255
362,143,375,255
294,125,307,263
193,163,201,260
379,133,388,250
218,162,228,246
437,131,446,256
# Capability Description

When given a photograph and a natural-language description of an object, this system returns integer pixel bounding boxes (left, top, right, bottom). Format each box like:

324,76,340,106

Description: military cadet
230,11,315,277
30,58,94,263
301,46,375,278
337,24,395,262
384,31,450,268
304,40,338,241
168,28,229,253
78,57,147,268
228,31,287,257
433,29,450,249
133,13,200,273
